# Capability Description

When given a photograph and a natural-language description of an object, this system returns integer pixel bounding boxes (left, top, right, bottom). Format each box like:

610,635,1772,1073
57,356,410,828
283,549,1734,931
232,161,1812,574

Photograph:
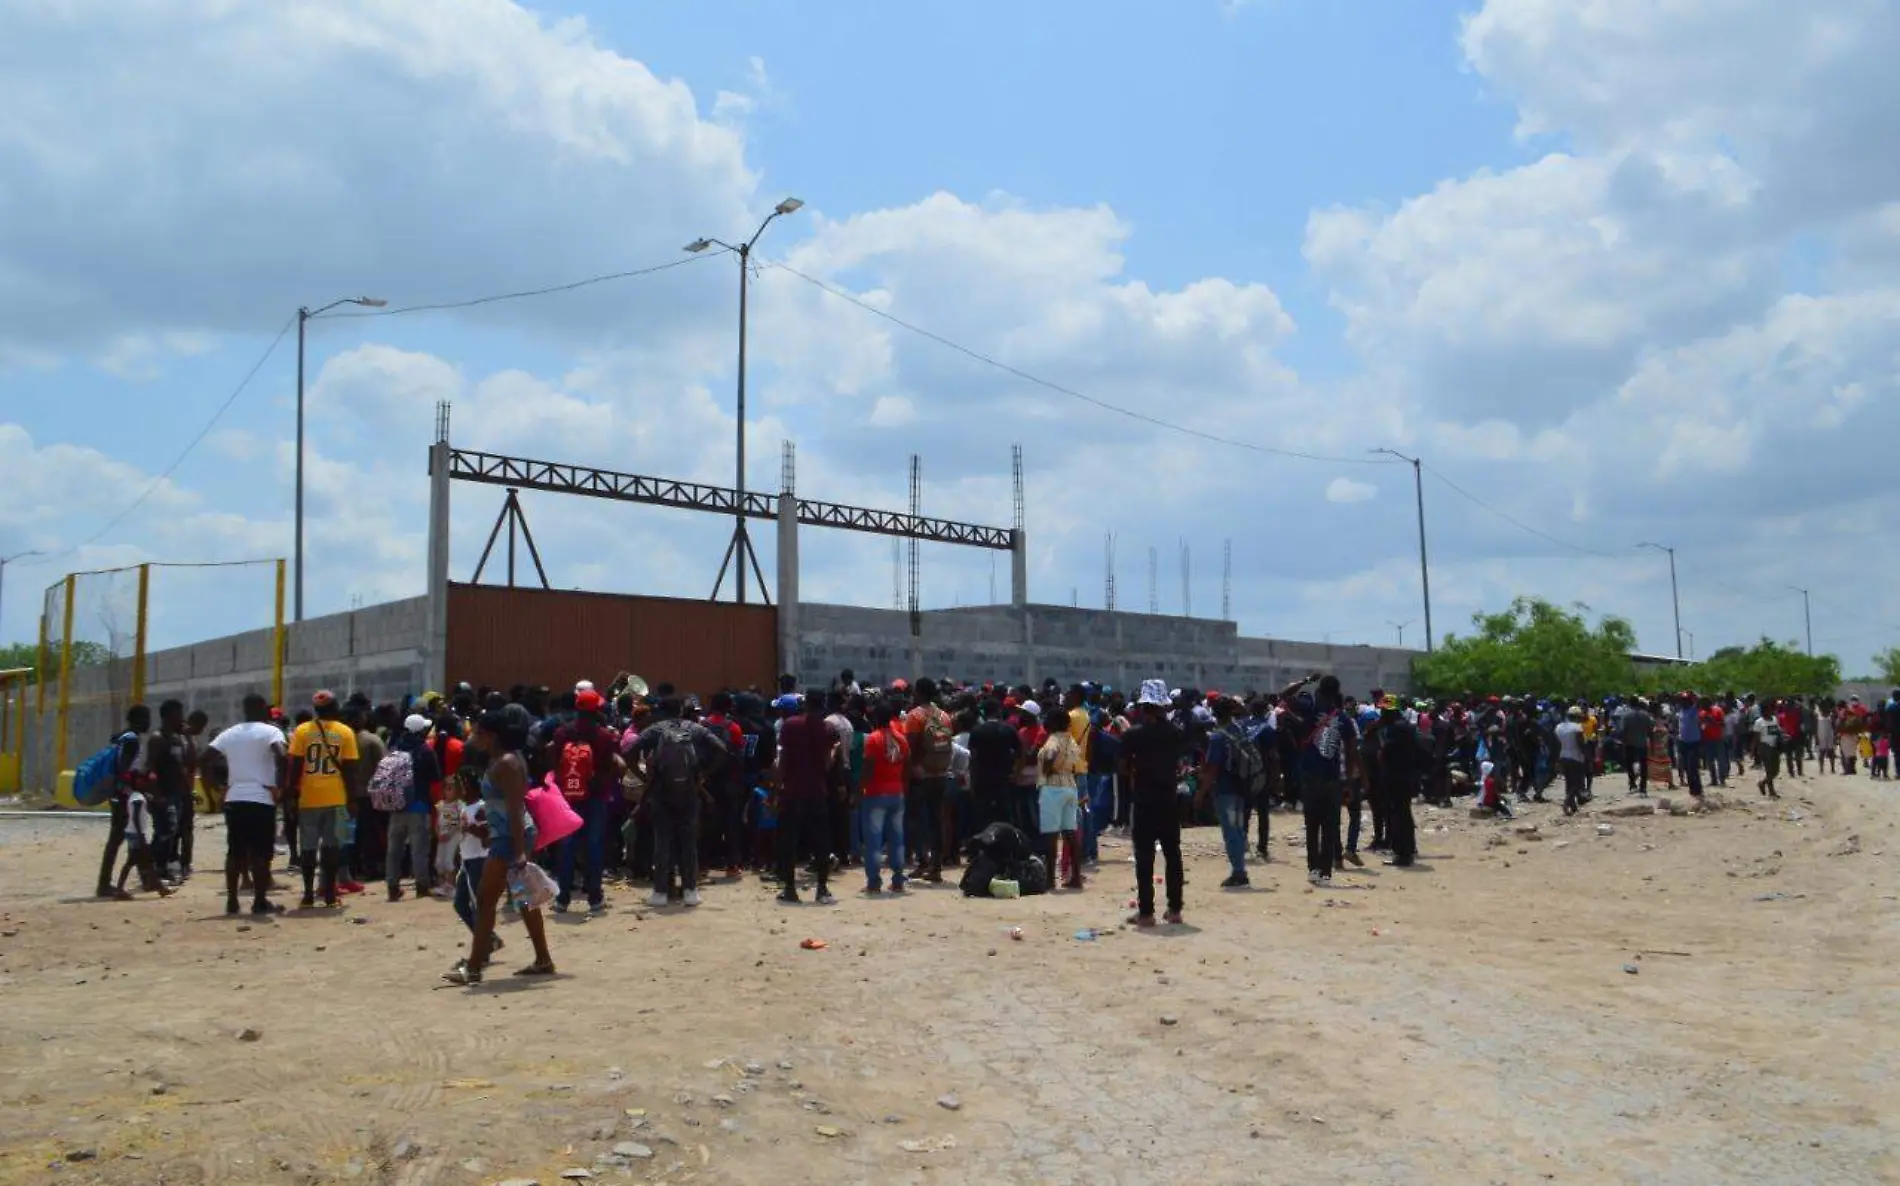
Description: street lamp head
354,297,387,308
684,238,713,253
774,197,804,215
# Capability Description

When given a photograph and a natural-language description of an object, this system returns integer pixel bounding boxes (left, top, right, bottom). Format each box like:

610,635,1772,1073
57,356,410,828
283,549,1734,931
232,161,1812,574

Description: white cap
575,680,596,693
1020,700,1042,717
404,714,431,734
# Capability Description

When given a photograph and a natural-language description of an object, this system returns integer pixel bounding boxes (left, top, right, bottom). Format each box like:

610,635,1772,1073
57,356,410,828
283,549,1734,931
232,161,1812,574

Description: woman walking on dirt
444,704,555,986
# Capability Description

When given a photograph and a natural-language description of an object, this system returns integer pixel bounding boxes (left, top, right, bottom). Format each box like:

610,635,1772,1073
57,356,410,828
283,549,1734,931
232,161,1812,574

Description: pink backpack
523,774,583,850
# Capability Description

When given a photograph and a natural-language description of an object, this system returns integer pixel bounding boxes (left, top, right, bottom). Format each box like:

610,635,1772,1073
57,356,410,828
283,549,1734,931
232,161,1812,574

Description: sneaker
1127,912,1157,928
863,883,882,895
1220,873,1249,889
815,891,837,906
1306,870,1320,885
890,879,908,895
388,888,404,903
682,889,702,908
553,901,571,914
225,899,241,916
1163,910,1184,925
588,900,608,915
777,889,801,904
299,893,316,909
646,890,669,908
1318,874,1333,887
1344,852,1364,868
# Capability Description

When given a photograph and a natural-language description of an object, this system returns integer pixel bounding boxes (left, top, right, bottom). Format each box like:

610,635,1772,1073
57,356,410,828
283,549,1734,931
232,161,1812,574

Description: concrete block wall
796,602,1419,698
25,597,428,793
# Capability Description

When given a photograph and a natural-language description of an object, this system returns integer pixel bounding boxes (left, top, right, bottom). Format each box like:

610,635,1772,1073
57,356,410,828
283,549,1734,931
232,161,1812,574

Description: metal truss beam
445,447,1013,550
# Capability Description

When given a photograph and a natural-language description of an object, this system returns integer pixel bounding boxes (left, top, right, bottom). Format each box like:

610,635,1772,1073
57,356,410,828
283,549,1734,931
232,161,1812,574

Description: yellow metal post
133,562,150,705
55,574,75,779
36,594,49,715
273,558,286,709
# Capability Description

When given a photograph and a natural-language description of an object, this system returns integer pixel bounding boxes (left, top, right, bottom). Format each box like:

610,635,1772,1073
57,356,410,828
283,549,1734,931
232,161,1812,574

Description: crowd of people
84,668,1899,986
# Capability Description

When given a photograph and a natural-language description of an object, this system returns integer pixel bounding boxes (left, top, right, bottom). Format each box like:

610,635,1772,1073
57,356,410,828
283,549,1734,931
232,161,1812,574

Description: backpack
1297,710,1347,781
1221,724,1267,801
557,739,596,803
367,749,416,813
72,734,130,807
914,705,955,778
964,821,1033,865
1016,854,1049,896
649,719,704,797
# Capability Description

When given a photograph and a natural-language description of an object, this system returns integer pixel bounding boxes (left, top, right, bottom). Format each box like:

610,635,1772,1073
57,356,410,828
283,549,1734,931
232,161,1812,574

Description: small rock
390,1138,419,1161
150,1084,168,1096
937,1094,961,1112
235,924,252,933
314,945,326,952
1159,1015,1179,1027
1604,801,1656,818
1310,1115,1326,1125
351,916,368,925
776,1060,794,1070
743,1061,764,1076
711,1094,735,1107
815,1125,843,1138
883,1114,902,1124
1623,963,1640,975
560,1171,593,1181
236,1027,262,1042
1596,824,1614,836
497,1179,539,1186
65,1149,97,1163
612,1142,653,1160
623,1108,646,1119
1833,834,1862,857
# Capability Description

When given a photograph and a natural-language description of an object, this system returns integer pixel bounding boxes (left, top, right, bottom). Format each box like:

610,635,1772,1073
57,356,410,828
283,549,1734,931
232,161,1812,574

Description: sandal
515,961,557,977
442,961,482,986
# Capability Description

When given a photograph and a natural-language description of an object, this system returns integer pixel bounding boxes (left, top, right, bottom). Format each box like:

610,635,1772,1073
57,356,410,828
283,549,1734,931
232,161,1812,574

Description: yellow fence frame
38,558,286,793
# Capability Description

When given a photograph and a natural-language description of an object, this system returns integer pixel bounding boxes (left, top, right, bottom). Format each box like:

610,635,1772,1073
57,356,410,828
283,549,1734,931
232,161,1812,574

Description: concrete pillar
1009,529,1028,607
1021,606,1037,688
776,495,800,681
424,438,451,694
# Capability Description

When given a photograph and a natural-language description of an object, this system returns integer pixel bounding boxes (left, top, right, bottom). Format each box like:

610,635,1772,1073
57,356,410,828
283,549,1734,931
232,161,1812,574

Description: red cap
575,689,605,713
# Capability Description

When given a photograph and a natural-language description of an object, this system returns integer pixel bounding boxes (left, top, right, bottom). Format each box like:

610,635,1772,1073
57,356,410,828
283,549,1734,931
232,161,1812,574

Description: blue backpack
72,733,131,807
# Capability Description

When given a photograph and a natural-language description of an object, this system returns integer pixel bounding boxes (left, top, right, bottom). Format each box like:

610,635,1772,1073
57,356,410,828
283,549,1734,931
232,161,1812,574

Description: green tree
1678,639,1840,698
1872,646,1900,686
0,639,112,682
1412,597,1639,701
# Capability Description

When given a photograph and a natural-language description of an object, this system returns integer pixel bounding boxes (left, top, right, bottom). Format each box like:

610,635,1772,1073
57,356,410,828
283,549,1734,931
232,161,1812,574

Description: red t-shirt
863,728,910,797
428,734,464,803
1700,707,1724,743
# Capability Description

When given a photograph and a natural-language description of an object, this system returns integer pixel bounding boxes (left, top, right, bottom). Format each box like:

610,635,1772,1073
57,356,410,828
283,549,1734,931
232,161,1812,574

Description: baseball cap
575,689,605,713
404,713,432,734
312,689,337,709
1020,699,1042,717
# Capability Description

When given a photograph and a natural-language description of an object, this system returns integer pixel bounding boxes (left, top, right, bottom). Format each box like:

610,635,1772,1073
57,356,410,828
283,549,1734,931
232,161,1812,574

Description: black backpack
959,853,1000,898
1016,855,1049,896
964,821,1033,864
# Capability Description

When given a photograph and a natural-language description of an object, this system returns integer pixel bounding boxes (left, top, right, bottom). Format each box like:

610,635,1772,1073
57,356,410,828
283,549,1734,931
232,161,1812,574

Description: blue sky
1,0,1896,672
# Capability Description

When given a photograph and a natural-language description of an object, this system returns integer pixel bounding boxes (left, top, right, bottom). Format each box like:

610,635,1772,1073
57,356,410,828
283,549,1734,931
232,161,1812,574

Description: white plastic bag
507,861,557,912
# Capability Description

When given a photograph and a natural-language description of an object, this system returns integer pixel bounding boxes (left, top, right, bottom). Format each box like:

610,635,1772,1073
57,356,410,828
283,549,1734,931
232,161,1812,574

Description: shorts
488,819,537,863
297,805,345,852
1037,784,1079,835
224,801,276,859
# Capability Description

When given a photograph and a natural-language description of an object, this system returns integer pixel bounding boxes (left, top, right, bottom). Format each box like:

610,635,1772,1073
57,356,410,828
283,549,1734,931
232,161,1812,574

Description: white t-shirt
210,720,287,806
458,801,488,862
1555,721,1586,763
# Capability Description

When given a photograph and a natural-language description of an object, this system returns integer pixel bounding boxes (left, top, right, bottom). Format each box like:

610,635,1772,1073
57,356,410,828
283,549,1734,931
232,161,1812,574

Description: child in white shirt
116,788,173,897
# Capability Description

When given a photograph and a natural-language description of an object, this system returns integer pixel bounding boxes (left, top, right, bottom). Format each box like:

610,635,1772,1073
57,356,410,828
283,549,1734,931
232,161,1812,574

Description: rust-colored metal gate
445,584,777,696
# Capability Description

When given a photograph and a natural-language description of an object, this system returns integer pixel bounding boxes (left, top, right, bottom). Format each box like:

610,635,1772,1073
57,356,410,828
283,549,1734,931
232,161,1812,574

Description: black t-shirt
966,720,1021,788
145,731,191,798
1119,720,1187,803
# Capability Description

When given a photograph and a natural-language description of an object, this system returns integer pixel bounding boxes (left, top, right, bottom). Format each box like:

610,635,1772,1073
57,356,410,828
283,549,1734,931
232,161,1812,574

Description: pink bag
524,775,583,850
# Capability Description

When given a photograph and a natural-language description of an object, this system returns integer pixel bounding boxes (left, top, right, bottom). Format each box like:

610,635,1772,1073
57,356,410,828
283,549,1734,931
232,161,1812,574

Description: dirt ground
1,766,1895,1186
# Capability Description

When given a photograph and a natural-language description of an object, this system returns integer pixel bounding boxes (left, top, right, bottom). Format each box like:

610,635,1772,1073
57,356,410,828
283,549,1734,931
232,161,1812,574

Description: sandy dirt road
1,769,1895,1185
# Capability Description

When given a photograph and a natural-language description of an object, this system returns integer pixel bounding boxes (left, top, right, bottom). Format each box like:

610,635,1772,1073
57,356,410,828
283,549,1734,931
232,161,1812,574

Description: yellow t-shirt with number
290,719,358,810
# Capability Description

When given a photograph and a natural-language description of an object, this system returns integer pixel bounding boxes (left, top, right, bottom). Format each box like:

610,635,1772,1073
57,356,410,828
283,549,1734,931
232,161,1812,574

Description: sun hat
1137,679,1170,707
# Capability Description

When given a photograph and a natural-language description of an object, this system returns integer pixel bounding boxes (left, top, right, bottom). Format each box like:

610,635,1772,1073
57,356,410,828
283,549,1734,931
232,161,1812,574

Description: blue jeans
1081,773,1111,861
1676,739,1703,796
454,856,485,932
862,795,906,889
556,796,608,907
850,798,866,863
1214,792,1249,876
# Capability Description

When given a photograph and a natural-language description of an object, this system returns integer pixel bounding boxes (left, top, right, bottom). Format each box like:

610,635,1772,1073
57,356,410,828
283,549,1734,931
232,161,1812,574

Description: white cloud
1325,477,1376,504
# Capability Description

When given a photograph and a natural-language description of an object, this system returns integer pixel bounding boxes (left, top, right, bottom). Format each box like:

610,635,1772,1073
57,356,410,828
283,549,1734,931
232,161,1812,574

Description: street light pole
687,197,804,605
1638,542,1682,659
295,295,386,622
1389,619,1412,648
1789,586,1813,655
1371,448,1432,651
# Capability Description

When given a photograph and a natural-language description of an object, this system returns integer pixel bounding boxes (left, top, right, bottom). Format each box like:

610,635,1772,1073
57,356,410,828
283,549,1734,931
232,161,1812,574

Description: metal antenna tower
1105,531,1117,611
1222,538,1231,621
908,454,921,637
891,539,902,610
1010,445,1025,532
780,439,796,495
1148,546,1158,614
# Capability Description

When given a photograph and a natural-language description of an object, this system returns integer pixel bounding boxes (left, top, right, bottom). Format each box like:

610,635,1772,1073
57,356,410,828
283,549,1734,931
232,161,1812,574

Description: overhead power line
315,253,718,320
762,258,1398,468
